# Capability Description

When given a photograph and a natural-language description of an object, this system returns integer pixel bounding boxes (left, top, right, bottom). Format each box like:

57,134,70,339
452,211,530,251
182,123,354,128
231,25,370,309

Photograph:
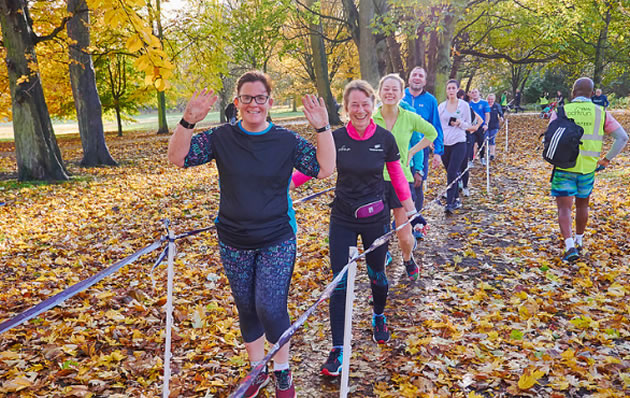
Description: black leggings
328,220,389,346
442,142,467,205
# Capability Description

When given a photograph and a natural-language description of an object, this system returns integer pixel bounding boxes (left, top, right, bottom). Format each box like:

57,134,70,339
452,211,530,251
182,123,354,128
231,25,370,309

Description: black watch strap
179,118,196,129
315,124,331,133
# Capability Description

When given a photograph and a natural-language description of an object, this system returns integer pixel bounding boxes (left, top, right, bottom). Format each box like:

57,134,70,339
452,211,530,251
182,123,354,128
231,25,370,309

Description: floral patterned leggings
219,237,296,343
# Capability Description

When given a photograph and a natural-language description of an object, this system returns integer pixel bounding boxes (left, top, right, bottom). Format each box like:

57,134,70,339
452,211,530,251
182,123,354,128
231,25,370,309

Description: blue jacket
402,88,444,160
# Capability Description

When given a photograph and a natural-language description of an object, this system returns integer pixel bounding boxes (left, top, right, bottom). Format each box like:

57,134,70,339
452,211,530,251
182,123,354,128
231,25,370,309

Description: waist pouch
354,199,385,219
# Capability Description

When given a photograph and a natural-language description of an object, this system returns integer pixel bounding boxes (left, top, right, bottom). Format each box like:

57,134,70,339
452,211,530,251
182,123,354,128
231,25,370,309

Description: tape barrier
229,212,421,397
292,186,334,204
0,238,165,335
0,187,335,337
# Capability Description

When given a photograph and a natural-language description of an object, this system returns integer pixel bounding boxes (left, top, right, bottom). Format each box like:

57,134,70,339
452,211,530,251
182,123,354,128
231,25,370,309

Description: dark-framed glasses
237,95,270,104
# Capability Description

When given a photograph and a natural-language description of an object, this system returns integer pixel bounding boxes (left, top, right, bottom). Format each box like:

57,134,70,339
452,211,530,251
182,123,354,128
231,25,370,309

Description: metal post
340,247,358,398
163,221,176,398
505,118,509,152
486,137,490,194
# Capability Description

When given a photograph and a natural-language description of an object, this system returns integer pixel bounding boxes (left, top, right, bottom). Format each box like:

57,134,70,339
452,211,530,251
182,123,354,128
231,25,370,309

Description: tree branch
458,48,559,64
33,16,72,44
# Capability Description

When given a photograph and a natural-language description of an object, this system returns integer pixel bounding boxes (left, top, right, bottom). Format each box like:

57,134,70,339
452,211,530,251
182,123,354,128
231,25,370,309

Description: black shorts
385,181,415,209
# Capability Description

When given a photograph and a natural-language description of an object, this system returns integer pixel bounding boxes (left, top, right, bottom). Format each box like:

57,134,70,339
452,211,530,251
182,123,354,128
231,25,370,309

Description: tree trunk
358,0,380,87
307,0,342,125
156,91,169,133
115,104,123,137
593,8,611,88
433,3,460,103
0,0,69,181
386,34,404,77
464,67,475,92
67,0,117,166
154,0,169,134
450,52,463,79
426,30,438,93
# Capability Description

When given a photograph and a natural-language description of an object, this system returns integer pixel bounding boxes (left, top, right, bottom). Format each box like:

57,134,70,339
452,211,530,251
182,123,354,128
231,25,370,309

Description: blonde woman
373,74,437,279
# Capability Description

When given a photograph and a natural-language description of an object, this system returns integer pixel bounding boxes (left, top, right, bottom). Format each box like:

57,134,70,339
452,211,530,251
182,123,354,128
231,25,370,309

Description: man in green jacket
550,78,628,262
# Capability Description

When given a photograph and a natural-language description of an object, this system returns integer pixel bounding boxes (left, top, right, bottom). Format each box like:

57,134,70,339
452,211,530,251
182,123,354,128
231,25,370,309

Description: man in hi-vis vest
550,77,628,262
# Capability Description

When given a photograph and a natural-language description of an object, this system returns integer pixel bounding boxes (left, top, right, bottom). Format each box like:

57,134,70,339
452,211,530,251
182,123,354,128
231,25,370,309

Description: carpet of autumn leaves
0,113,628,397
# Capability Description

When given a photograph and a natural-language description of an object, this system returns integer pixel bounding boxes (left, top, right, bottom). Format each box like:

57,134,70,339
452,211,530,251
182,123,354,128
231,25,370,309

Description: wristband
179,118,196,129
315,124,331,133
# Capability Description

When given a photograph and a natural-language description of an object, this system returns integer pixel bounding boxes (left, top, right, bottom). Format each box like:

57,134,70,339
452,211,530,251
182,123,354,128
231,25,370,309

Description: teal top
373,105,438,182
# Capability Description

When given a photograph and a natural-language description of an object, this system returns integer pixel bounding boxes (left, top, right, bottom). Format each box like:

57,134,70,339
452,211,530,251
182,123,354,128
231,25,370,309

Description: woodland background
0,0,629,397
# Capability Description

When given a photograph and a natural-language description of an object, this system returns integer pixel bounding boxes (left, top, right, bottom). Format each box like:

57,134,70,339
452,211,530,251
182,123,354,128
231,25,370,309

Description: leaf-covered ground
0,113,628,397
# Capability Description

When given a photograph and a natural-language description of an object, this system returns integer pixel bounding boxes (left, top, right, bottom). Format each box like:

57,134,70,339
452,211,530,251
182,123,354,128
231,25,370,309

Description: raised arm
168,89,218,167
301,95,336,178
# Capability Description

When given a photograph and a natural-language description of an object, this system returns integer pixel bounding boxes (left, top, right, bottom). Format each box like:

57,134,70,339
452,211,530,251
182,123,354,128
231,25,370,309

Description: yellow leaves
569,315,597,329
518,299,539,320
561,348,575,359
125,0,146,6
104,8,126,29
98,1,175,91
191,304,206,329
404,335,430,355
0,351,19,361
607,282,626,297
16,74,30,85
0,376,33,393
97,350,126,368
517,368,545,390
126,35,143,53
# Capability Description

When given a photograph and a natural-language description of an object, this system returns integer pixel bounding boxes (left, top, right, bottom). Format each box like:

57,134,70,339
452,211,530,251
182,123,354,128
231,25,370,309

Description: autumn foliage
0,113,628,396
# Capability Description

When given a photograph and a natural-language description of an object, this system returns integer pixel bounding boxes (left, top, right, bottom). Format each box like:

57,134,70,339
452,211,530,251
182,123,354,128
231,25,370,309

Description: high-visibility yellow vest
558,101,605,174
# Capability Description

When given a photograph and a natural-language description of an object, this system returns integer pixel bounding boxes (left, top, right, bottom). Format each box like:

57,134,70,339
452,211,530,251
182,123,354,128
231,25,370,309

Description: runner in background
402,67,444,238
373,74,437,276
457,89,482,197
438,80,473,213
469,88,491,166
486,93,504,162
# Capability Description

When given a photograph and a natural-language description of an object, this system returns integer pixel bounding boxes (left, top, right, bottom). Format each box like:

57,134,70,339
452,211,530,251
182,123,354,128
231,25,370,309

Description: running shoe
562,247,580,263
453,199,463,210
372,314,391,343
462,187,470,197
481,158,487,166
490,155,495,161
320,348,343,377
404,256,419,281
274,369,296,398
244,365,270,398
385,251,393,267
468,160,474,168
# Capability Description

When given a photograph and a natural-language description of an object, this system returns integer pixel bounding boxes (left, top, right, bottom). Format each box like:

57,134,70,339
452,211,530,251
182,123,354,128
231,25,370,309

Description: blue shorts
550,170,595,198
487,129,499,145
